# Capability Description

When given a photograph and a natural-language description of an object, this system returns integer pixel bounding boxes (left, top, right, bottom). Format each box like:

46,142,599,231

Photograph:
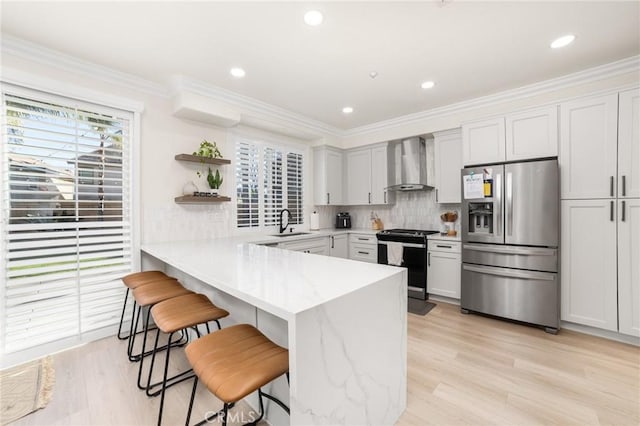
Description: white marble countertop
141,235,402,321
427,233,461,242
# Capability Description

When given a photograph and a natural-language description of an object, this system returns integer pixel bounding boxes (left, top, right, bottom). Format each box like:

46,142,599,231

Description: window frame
233,131,307,233
0,81,141,365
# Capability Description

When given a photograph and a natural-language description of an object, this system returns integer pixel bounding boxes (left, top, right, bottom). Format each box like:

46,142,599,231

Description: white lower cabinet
348,233,378,263
618,198,640,337
329,234,348,258
279,237,329,256
561,200,618,331
427,240,461,299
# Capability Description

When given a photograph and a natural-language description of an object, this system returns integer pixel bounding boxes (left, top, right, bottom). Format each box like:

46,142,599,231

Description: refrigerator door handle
506,172,513,236
495,173,502,237
463,244,556,256
463,264,556,281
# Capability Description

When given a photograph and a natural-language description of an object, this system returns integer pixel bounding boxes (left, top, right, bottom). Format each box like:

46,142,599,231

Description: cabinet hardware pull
331,236,334,248
435,189,438,202
384,191,387,204
436,245,452,248
358,237,368,241
610,200,614,222
327,193,330,204
358,251,369,255
610,176,614,197
427,252,431,266
368,192,371,204
622,200,626,222
622,175,626,197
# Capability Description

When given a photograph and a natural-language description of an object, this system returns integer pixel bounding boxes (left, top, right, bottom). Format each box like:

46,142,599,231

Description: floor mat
0,356,54,425
408,299,436,316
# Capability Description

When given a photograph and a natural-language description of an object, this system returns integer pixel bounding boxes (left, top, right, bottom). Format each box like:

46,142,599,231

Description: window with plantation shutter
1,88,134,356
235,139,304,229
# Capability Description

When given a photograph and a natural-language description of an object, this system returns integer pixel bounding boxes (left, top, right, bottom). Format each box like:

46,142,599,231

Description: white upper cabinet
313,146,343,205
559,93,619,199
462,117,505,166
346,148,371,205
345,143,390,205
505,106,558,161
370,145,389,204
463,106,559,166
618,88,640,199
433,129,462,204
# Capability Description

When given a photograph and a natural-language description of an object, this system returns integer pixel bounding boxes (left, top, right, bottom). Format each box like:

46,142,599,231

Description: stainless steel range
376,229,439,300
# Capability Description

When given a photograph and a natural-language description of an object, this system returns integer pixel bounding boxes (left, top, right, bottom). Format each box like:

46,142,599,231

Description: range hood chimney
386,137,433,191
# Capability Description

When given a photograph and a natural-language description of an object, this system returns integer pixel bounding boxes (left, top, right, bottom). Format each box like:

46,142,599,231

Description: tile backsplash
315,190,460,233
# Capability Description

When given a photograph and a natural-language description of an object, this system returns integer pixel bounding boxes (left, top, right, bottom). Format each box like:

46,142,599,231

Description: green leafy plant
207,167,223,190
193,139,222,177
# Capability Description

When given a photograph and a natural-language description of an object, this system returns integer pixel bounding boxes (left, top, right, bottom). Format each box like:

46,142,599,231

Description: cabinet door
505,106,558,161
346,149,371,205
325,149,344,205
462,117,505,166
433,129,462,203
370,145,389,204
330,234,348,258
559,94,618,199
618,88,640,199
618,198,640,337
561,199,618,331
427,251,461,299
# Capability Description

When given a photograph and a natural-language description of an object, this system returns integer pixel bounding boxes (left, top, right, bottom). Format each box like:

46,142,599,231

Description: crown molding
2,34,638,141
1,34,169,98
170,76,343,139
344,55,640,137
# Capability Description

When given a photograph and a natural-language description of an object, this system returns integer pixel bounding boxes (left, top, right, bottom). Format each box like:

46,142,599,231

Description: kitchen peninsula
142,236,407,425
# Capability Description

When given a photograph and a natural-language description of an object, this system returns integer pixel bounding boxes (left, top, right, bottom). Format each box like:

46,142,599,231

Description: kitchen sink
271,232,311,237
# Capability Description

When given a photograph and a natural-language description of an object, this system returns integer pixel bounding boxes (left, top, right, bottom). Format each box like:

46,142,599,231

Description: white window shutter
2,90,133,355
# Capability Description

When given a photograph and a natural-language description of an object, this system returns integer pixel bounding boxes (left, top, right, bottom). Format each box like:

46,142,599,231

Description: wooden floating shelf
175,154,231,165
175,195,231,204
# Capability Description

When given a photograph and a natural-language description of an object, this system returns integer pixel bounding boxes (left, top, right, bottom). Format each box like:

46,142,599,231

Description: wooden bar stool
128,278,193,362
118,271,171,340
184,324,290,426
144,293,230,426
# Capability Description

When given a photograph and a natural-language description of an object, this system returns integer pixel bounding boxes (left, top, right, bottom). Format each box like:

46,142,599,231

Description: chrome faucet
279,209,291,234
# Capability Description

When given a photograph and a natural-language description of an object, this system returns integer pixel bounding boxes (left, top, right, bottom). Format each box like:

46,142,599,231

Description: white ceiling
2,1,639,130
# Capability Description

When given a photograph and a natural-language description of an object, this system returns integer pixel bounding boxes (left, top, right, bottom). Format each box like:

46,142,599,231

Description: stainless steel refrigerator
460,158,559,333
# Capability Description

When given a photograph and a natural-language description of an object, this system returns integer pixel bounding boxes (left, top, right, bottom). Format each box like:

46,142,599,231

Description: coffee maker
335,212,352,229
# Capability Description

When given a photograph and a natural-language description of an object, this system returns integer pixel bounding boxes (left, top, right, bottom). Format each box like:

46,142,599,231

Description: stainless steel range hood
386,137,432,191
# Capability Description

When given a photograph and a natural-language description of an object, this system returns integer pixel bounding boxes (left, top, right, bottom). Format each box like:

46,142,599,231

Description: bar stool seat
145,293,230,425
128,279,193,362
117,270,172,340
185,324,289,426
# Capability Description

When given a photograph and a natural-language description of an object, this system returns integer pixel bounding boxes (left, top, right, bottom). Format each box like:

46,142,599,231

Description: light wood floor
11,302,640,426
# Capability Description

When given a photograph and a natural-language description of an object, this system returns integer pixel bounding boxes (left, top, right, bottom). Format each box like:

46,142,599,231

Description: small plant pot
209,189,219,197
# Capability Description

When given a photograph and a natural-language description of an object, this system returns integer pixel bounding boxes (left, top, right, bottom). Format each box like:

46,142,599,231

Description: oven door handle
377,241,426,249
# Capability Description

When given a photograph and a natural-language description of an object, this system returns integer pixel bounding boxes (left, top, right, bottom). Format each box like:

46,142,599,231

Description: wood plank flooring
10,302,640,425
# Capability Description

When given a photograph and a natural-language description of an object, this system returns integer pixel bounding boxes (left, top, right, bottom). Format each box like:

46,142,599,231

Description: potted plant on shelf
207,167,223,196
193,139,222,177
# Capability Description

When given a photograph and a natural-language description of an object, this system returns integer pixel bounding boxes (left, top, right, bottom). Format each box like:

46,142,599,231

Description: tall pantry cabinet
560,88,640,337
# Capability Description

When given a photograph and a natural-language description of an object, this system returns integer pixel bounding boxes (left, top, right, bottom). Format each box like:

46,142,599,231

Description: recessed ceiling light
304,10,323,26
550,34,575,49
230,67,246,78
342,107,353,114
421,81,435,89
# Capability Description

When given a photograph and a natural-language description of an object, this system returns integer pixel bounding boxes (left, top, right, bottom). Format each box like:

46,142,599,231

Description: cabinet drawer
349,243,377,263
427,240,461,253
349,233,377,244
